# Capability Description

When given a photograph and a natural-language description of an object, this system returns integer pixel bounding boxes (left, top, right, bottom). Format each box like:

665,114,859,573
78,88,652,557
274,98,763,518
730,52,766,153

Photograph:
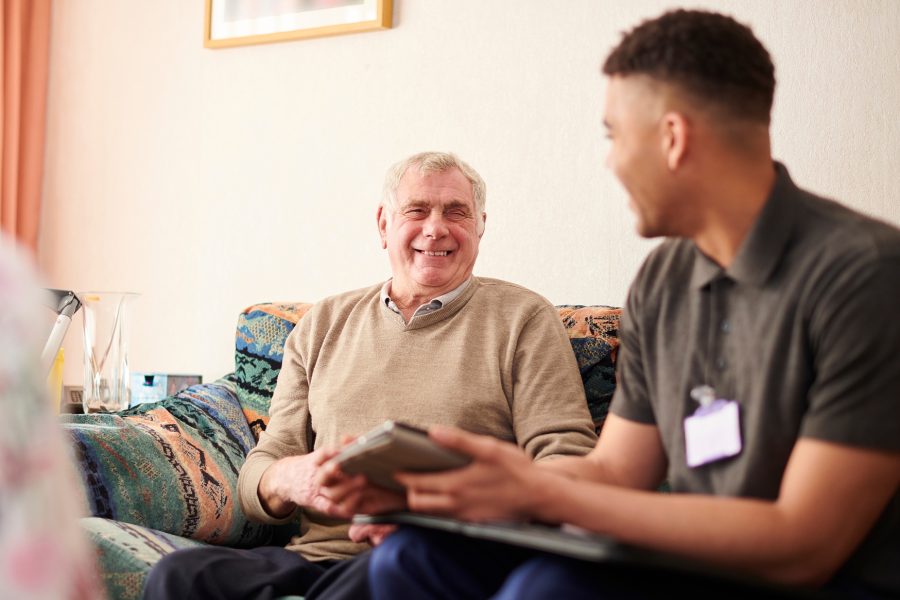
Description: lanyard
690,278,718,408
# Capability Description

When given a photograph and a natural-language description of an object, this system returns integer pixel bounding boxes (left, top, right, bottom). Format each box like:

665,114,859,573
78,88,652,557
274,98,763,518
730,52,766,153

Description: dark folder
354,513,842,599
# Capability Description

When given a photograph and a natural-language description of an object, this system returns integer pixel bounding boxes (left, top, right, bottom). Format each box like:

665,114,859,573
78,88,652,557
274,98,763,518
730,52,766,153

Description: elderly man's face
378,167,484,301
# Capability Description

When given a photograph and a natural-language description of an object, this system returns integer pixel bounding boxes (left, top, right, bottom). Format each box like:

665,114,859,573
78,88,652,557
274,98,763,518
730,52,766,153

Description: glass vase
80,292,139,413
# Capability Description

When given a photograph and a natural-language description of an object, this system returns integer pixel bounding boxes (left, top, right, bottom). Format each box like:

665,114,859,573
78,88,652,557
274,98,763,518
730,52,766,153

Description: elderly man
142,151,597,600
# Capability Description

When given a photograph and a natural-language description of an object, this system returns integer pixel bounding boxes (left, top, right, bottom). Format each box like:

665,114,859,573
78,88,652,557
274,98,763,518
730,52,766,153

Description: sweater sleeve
237,317,313,525
510,304,598,461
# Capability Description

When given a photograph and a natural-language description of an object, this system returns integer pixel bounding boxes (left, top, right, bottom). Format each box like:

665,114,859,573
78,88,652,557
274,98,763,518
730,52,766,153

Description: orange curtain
0,0,51,254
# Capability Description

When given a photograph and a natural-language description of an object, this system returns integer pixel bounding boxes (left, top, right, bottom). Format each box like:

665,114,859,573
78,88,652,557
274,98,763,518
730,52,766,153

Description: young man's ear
661,111,689,171
376,205,388,249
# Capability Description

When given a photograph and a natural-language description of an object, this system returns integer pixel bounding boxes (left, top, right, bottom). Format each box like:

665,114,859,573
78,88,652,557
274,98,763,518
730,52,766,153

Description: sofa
61,301,622,600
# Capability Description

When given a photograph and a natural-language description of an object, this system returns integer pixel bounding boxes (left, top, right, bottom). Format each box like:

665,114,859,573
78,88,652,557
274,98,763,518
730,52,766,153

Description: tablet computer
334,421,472,491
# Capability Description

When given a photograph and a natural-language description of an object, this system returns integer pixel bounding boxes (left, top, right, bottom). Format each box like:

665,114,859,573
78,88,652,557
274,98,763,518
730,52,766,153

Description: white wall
39,0,900,386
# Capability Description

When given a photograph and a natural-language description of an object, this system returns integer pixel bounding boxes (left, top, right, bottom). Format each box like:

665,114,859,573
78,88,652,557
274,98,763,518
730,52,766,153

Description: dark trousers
143,545,371,600
368,527,874,600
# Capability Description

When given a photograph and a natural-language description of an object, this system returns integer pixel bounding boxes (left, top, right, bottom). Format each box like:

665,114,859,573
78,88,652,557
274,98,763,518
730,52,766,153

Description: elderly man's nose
422,214,449,237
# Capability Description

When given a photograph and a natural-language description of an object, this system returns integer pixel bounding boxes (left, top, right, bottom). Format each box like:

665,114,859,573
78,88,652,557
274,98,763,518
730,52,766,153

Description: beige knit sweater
237,277,597,560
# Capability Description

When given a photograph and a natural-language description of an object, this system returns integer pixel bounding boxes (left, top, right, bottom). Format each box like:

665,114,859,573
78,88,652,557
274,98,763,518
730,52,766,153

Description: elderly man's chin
412,264,464,288
408,259,470,290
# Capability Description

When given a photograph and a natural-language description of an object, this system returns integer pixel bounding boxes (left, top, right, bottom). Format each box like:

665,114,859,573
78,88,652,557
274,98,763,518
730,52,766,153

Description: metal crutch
39,289,82,379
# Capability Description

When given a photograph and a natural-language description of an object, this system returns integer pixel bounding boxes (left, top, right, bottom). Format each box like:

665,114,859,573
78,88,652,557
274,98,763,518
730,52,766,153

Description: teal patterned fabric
64,378,272,549
234,303,313,440
82,517,208,600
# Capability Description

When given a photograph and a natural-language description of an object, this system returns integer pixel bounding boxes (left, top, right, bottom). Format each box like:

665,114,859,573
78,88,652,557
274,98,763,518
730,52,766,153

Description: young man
361,10,900,599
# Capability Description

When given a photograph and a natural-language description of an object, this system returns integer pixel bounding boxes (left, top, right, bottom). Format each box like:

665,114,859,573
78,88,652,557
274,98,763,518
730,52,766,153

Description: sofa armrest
62,377,272,548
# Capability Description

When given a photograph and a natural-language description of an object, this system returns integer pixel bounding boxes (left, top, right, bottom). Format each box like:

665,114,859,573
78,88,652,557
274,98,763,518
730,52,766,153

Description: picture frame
204,0,392,49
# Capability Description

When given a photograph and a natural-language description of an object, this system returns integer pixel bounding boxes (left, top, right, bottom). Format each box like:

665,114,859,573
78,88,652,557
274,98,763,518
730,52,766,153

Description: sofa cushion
81,517,208,600
235,303,314,440
62,378,271,548
557,305,621,433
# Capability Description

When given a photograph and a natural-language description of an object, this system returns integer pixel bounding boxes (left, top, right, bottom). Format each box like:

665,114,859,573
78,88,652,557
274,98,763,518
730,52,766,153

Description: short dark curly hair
603,10,775,124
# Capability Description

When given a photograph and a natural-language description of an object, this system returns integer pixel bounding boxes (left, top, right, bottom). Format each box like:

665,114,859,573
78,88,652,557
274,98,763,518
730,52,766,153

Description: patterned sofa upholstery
62,301,621,600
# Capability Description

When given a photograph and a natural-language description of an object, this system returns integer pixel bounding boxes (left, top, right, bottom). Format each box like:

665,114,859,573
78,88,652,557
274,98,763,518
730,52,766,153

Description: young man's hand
395,425,553,522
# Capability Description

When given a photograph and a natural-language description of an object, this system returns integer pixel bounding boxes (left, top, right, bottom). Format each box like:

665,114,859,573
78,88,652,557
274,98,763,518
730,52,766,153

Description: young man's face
604,75,680,238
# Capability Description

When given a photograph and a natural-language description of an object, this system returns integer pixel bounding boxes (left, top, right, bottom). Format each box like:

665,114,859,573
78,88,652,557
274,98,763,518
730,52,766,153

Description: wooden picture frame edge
204,0,392,49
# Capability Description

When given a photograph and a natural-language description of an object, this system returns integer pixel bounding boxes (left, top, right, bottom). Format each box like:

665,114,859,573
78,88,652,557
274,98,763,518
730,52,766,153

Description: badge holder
684,385,742,468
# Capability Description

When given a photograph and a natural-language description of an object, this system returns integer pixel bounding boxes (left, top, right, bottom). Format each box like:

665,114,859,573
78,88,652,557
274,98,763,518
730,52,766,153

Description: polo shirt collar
691,162,800,289
690,247,723,289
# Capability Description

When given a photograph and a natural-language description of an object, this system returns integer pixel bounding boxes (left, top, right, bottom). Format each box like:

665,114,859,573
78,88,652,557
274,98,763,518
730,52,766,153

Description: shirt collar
691,162,801,289
380,277,472,317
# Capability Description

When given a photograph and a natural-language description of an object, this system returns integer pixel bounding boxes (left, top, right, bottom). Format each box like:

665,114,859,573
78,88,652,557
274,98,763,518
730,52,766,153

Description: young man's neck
689,155,777,269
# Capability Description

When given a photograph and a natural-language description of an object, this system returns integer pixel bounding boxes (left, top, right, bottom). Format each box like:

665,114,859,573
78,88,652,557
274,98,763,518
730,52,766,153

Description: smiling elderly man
142,151,597,600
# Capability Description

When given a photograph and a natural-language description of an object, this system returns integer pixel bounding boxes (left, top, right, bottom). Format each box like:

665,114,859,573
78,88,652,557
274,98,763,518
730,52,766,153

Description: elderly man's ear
377,205,388,249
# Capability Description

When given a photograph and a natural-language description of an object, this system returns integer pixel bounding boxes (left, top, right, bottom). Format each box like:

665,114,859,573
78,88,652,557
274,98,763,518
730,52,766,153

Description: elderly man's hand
395,426,546,522
258,448,352,519
317,459,408,515
348,523,398,546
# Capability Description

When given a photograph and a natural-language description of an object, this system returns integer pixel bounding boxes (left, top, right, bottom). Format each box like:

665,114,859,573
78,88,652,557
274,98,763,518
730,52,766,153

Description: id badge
684,399,742,468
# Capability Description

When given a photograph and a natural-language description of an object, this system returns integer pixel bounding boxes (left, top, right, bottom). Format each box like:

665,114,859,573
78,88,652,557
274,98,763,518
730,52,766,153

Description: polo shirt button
721,320,730,332
716,357,726,370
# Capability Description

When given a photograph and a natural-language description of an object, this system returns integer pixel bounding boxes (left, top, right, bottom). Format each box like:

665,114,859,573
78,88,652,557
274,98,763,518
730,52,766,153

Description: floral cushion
62,378,270,549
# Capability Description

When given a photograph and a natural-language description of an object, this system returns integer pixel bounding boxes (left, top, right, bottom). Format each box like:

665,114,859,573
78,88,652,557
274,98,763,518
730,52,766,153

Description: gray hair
380,151,486,234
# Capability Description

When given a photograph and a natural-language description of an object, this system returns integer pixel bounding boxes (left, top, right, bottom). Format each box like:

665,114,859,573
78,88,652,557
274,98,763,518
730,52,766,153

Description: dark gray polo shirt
610,163,900,595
